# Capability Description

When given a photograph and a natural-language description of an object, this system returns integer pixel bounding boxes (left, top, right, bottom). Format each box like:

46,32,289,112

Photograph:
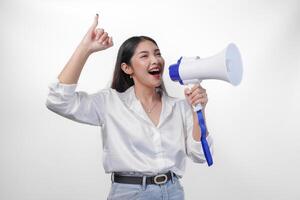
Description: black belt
112,171,174,185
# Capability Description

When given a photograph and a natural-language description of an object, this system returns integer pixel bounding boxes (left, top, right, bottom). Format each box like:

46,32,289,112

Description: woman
46,14,213,200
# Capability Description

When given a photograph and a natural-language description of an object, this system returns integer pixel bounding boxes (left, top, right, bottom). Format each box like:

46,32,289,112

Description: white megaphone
169,43,243,166
169,43,243,111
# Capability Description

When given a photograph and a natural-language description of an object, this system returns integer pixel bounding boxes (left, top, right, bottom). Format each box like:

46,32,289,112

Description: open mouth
148,68,161,75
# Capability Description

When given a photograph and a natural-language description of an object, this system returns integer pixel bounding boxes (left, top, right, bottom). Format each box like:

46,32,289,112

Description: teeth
149,69,160,72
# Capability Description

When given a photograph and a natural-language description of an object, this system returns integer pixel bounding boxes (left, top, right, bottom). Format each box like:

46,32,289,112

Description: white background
1,0,299,199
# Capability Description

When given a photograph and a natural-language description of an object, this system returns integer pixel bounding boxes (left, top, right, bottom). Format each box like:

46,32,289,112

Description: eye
156,52,162,56
140,54,148,58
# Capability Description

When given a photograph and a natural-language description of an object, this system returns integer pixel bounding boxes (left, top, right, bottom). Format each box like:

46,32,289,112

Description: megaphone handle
185,81,213,166
197,110,213,166
187,83,202,112
201,135,213,166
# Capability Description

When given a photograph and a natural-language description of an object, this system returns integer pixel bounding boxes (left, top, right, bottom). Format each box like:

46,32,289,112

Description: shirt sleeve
45,78,105,126
183,100,214,163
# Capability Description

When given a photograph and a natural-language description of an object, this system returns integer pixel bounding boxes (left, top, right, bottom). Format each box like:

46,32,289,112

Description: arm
184,84,213,163
58,14,113,84
184,84,209,141
58,44,90,84
46,14,113,126
192,109,209,141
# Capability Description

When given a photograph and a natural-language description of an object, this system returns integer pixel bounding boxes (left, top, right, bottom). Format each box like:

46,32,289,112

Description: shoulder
163,92,188,105
165,95,193,123
90,87,120,102
93,86,133,103
163,92,191,112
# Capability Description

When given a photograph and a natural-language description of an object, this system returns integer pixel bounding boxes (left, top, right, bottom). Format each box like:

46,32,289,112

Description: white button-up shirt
46,80,213,177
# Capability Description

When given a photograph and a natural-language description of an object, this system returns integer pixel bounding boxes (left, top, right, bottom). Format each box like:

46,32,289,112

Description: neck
133,84,160,104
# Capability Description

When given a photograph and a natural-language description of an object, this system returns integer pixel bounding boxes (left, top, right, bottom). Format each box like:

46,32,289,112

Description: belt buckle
154,174,168,185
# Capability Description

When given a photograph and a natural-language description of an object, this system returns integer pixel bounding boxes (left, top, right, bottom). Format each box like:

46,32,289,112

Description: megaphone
168,43,243,166
169,43,243,110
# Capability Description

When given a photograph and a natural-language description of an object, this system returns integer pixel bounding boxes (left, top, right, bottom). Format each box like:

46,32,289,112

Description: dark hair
111,36,166,93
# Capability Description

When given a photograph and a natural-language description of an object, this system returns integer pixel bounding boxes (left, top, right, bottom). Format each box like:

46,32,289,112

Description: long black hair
111,36,166,93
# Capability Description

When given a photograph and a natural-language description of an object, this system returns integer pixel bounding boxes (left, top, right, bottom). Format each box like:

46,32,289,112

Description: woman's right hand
79,14,113,54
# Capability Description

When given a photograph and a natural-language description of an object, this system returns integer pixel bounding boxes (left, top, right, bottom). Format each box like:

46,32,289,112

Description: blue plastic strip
196,110,213,166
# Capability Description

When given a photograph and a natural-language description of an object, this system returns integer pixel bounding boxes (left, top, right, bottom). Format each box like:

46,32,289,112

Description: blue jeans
107,175,184,200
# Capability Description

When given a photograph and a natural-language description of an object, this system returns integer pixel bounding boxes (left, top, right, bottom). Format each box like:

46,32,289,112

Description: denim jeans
107,175,184,200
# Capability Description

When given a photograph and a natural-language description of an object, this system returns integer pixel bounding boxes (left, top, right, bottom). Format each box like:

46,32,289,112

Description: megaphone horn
169,43,243,86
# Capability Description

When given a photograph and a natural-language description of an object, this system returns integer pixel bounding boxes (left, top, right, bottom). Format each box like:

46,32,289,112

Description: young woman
46,14,213,200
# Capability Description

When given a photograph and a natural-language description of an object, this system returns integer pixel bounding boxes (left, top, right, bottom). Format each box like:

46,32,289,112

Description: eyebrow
138,49,160,54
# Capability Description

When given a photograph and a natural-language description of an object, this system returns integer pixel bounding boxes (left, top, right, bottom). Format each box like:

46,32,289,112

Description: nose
150,54,159,65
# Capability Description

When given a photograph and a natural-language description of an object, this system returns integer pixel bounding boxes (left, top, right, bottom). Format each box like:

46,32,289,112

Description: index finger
88,14,99,32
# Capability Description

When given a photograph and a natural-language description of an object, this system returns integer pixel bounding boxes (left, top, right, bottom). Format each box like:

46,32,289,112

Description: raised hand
80,14,113,54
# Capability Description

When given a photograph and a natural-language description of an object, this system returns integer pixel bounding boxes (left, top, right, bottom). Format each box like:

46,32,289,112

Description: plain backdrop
0,0,299,199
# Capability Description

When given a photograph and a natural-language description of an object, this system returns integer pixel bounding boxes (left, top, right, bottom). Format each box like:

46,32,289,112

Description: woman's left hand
184,84,208,109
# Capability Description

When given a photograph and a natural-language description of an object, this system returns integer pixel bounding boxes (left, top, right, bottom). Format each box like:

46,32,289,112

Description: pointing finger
89,14,99,33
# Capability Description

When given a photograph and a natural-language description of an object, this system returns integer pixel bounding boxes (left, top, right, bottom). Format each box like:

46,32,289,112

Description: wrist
77,42,93,57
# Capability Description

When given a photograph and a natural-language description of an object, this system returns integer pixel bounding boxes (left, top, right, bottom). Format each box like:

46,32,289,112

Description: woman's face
129,40,165,89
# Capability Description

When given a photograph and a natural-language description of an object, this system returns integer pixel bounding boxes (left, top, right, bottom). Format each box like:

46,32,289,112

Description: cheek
134,58,150,68
131,60,147,73
134,66,148,77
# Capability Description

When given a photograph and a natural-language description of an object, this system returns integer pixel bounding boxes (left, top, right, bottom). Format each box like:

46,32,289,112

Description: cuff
48,78,78,95
190,134,214,153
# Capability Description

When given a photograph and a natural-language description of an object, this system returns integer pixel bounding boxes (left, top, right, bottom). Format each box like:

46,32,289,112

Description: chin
154,80,162,87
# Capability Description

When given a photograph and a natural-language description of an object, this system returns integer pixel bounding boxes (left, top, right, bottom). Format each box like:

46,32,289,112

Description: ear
121,63,133,75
